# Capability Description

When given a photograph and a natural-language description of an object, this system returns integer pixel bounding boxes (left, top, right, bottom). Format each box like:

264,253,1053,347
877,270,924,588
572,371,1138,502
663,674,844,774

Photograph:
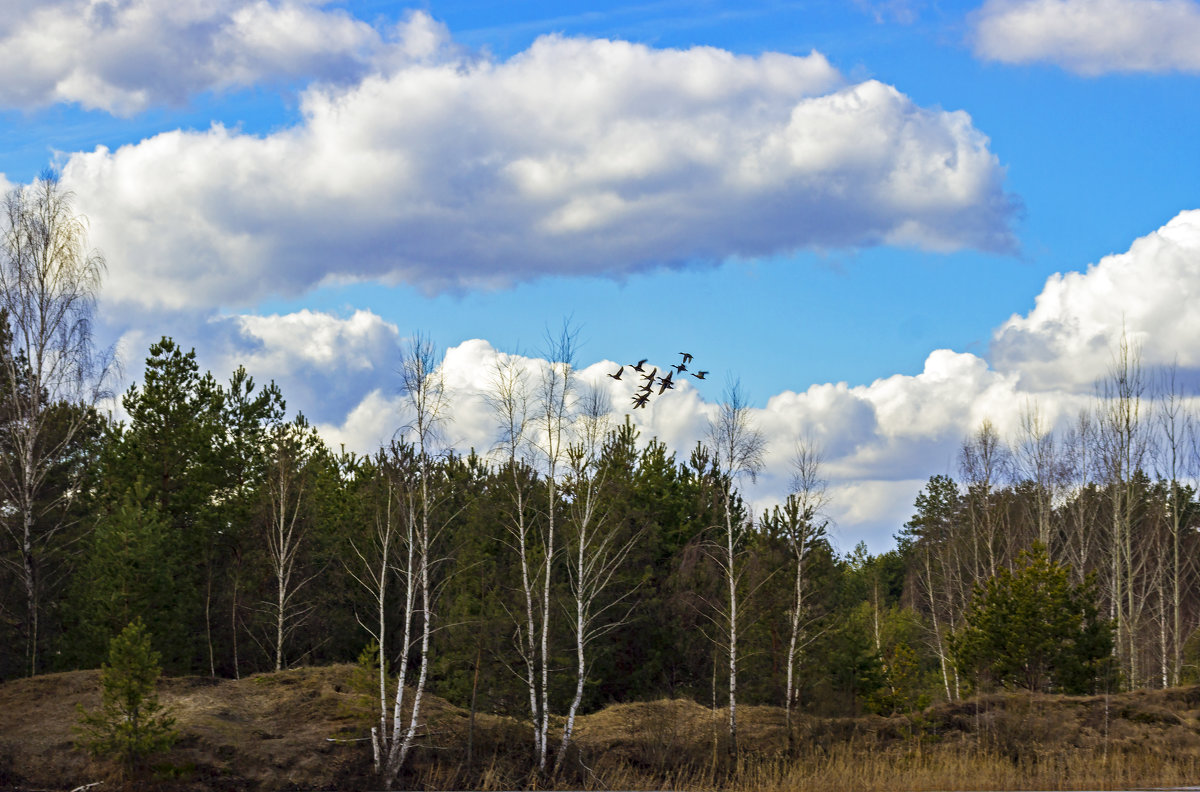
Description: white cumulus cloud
312,202,1200,551
972,0,1200,74
991,209,1200,391
59,29,1015,309
0,0,443,115
205,308,405,423
311,339,1028,553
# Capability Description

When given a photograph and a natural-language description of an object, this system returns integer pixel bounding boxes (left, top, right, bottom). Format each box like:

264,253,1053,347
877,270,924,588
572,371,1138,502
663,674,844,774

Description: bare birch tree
1061,409,1103,586
555,384,639,775
372,333,449,789
705,379,764,753
0,175,112,675
1014,400,1062,553
528,322,576,772
959,419,1012,582
1152,362,1196,686
260,416,324,672
1096,332,1151,685
346,443,415,777
781,439,828,742
485,351,549,768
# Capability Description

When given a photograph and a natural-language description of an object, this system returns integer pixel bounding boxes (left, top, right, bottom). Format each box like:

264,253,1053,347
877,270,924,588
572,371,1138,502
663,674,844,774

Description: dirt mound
0,665,373,790
5,667,1200,791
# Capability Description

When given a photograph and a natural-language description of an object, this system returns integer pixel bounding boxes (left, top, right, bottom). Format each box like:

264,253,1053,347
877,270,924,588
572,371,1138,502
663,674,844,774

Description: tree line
2,177,1198,784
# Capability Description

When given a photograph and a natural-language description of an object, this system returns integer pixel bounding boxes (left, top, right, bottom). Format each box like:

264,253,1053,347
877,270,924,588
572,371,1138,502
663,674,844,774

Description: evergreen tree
76,618,177,781
105,338,225,673
65,481,175,668
952,543,1114,693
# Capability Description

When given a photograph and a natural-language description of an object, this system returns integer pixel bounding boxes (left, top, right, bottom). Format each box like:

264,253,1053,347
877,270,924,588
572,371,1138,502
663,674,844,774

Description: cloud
59,30,1016,309
315,200,1200,546
203,308,405,424
0,1,467,115
991,209,1200,391
298,209,1200,553
971,0,1200,74
853,0,926,24
310,339,1030,552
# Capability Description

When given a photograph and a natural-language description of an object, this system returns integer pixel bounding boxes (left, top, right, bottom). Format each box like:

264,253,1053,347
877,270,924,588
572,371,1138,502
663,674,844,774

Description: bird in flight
612,352,709,412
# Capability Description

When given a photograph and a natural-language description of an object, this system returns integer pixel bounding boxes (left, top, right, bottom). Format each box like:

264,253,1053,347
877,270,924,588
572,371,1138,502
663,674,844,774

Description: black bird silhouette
641,367,658,383
672,362,688,374
657,371,675,395
631,358,648,372
608,366,624,380
632,392,650,409
679,352,693,364
690,371,708,380
638,381,654,394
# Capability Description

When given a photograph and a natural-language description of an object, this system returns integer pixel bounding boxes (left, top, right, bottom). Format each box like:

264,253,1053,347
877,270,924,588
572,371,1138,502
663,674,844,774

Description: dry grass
4,666,1200,790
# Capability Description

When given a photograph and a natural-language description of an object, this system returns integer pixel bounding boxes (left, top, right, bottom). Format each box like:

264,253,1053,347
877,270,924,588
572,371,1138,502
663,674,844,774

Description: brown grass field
3,665,1200,790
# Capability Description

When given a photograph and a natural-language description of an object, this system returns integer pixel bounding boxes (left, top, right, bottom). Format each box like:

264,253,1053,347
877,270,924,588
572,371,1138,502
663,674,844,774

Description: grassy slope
4,665,1200,790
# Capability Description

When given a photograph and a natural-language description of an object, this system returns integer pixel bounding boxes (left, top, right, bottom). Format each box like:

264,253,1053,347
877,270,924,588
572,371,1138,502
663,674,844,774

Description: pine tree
951,543,1114,693
76,618,177,781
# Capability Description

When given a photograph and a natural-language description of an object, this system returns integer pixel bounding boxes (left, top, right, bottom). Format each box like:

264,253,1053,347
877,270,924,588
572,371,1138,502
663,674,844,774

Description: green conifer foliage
76,618,177,780
952,543,1114,694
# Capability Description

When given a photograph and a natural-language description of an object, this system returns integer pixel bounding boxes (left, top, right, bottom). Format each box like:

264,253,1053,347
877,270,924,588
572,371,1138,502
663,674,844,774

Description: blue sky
2,0,1199,551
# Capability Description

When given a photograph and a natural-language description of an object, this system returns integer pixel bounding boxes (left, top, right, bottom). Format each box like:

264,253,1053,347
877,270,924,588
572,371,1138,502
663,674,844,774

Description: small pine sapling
76,619,177,782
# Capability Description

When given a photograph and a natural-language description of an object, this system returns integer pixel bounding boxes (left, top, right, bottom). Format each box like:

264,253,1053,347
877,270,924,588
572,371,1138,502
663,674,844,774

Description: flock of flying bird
607,352,708,409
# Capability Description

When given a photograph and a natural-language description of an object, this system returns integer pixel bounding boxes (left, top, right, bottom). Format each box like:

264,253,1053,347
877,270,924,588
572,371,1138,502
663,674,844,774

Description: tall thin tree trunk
725,487,739,754
23,523,37,677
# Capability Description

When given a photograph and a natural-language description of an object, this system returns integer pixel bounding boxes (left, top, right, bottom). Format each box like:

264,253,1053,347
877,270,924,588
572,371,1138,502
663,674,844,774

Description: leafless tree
1152,362,1197,686
555,383,639,775
346,442,425,780
484,350,548,767
373,333,449,789
1014,400,1063,553
1060,409,1103,585
258,416,324,672
0,175,113,675
1096,331,1151,685
958,419,1012,582
528,321,576,772
781,438,828,742
346,449,399,771
705,379,764,753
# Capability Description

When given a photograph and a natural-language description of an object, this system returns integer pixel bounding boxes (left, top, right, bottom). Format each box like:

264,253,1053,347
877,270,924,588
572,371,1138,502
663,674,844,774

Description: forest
3,179,1200,781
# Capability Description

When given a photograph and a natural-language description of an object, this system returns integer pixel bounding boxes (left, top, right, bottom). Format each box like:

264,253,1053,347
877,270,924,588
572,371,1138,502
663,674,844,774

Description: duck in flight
613,353,708,412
